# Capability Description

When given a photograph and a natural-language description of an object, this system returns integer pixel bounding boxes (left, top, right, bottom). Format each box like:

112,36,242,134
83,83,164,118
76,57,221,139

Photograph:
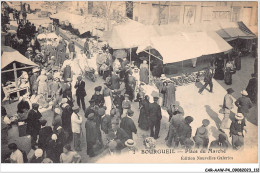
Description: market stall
1,46,39,102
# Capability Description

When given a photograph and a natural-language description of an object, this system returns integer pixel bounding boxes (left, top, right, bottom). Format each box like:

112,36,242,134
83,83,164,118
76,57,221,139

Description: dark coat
46,140,63,163
85,120,98,143
111,74,120,90
230,119,246,136
246,77,257,103
101,115,112,134
83,41,89,53
52,114,62,132
26,109,42,136
177,122,192,141
63,65,72,81
109,128,129,144
84,106,96,118
61,105,73,132
120,116,137,139
91,94,104,106
38,126,53,150
235,96,253,114
148,102,162,122
17,100,30,113
209,140,229,149
74,80,86,97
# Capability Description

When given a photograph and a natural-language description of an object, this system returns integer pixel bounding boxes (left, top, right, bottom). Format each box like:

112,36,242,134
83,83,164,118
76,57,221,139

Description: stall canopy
105,20,146,49
50,12,108,35
137,31,232,64
1,46,38,70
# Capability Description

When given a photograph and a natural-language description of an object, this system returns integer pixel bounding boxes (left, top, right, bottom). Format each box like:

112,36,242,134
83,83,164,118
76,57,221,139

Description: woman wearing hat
122,94,131,117
230,113,246,149
52,108,62,132
246,73,257,104
193,119,210,149
139,60,149,84
220,88,234,131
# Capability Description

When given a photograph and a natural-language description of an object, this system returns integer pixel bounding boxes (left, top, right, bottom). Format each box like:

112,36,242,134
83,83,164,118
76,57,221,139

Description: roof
1,46,38,70
137,32,232,64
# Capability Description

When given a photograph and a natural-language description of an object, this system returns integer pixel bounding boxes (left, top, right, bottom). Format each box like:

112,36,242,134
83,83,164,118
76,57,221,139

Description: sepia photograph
0,0,259,170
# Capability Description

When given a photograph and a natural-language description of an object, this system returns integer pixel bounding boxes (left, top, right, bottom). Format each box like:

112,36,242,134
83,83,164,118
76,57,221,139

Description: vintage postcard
1,1,258,168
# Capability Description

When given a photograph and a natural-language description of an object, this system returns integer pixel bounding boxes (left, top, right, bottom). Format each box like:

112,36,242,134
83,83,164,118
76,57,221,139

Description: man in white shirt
71,106,83,151
8,143,24,163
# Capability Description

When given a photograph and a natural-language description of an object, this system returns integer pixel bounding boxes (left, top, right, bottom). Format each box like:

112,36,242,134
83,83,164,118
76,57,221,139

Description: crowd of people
1,4,258,164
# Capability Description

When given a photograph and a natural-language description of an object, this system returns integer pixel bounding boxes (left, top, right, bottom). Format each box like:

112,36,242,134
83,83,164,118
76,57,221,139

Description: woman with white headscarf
46,134,63,163
30,149,44,163
140,60,149,84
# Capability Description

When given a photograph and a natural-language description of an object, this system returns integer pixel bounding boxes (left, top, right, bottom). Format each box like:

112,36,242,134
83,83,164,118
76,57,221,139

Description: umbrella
7,30,17,35
113,50,127,59
37,33,47,40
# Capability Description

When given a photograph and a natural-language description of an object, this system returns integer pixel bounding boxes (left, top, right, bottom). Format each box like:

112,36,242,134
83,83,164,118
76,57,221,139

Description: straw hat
54,108,61,115
72,105,80,111
61,98,68,104
235,113,244,120
51,134,57,141
125,139,135,147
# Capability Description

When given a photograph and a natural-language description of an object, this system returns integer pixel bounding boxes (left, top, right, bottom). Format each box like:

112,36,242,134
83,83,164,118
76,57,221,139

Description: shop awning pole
13,62,20,98
149,48,151,84
130,48,132,64
143,49,162,62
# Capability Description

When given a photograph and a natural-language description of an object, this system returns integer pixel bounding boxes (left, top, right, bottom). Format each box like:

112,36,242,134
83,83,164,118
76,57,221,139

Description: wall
133,1,258,26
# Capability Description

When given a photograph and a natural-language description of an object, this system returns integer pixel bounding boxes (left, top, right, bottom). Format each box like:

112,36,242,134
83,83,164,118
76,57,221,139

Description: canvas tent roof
137,32,232,64
1,46,38,70
105,20,146,49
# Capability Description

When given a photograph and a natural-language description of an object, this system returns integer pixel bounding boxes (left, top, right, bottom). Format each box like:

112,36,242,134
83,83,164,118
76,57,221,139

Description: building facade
132,1,258,27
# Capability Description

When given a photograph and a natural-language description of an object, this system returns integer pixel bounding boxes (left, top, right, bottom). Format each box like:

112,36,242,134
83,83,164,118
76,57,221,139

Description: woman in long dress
224,60,234,85
139,60,149,84
165,82,176,110
213,57,224,80
138,95,150,131
161,81,168,107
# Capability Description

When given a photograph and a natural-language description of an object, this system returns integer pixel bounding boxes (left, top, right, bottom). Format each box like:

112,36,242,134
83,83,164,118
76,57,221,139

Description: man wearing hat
60,98,73,143
235,90,253,118
113,91,124,116
148,97,162,139
140,60,149,84
193,119,210,149
85,113,98,157
26,103,42,150
85,99,96,118
117,78,126,96
220,88,234,131
199,66,213,94
120,109,137,139
246,73,257,104
230,113,246,149
175,116,194,147
75,76,87,111
91,86,104,107
71,105,83,151
167,101,184,122
209,133,229,149
83,38,89,55
166,102,184,147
